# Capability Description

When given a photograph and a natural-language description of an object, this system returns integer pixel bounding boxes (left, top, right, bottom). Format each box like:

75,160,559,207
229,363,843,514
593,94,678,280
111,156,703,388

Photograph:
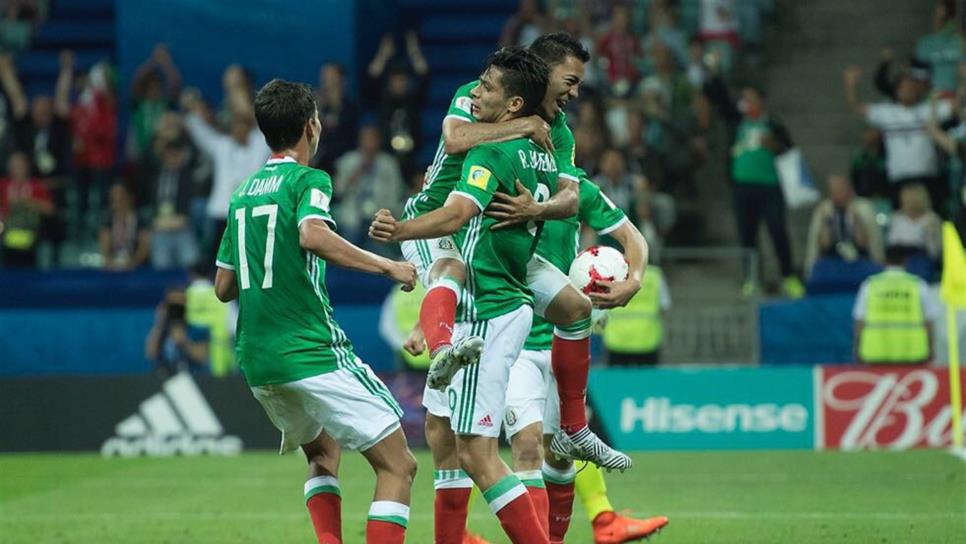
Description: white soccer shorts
401,236,463,288
527,254,572,318
503,349,560,439
251,361,402,454
446,305,533,438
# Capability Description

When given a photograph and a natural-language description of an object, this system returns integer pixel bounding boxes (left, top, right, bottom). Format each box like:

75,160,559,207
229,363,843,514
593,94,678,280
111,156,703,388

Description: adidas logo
478,414,493,427
100,372,243,457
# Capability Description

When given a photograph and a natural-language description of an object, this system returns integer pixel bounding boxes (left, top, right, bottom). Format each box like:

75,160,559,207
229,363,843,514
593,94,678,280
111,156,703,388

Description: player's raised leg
528,257,631,470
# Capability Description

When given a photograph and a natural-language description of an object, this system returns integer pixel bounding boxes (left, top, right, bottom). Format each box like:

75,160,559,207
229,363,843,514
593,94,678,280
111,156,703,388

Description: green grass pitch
1,449,963,543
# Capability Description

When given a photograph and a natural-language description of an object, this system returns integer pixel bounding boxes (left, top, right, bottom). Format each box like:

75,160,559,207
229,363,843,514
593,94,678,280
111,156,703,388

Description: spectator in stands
334,123,404,250
217,65,256,129
181,86,268,260
364,31,429,180
312,62,359,174
916,0,963,96
853,245,938,365
128,44,181,162
633,174,676,265
150,111,212,242
593,148,635,212
0,0,47,52
642,2,688,68
699,0,740,46
685,36,709,89
99,183,150,271
850,127,889,199
887,183,942,262
500,0,548,47
844,64,954,211
145,285,209,376
703,55,803,298
805,174,883,276
68,58,118,239
0,151,53,267
596,4,641,95
147,138,199,270
574,124,605,177
0,50,70,253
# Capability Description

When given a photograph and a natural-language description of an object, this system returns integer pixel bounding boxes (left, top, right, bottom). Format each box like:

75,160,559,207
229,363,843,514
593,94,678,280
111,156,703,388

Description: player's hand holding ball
369,209,399,242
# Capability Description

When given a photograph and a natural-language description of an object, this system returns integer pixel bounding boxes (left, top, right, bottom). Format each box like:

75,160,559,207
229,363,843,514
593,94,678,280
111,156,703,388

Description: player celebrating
499,167,669,543
402,32,631,473
370,47,554,544
213,79,418,544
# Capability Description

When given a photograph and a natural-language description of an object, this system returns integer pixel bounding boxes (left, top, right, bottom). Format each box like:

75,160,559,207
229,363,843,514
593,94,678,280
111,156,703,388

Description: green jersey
523,172,627,351
216,157,358,386
453,139,559,321
402,80,581,220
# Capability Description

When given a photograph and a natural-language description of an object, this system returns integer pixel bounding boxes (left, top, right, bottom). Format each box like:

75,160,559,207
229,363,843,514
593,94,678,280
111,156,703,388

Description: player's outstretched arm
444,115,553,156
487,177,578,229
589,221,649,309
300,218,416,290
369,194,478,242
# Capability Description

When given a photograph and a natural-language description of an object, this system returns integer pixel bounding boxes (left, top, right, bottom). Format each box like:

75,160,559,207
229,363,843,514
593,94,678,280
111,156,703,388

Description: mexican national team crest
438,238,454,250
505,409,517,427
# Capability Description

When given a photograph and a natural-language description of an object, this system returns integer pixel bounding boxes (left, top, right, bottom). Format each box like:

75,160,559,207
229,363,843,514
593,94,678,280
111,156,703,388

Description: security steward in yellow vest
853,247,936,364
186,265,235,376
603,265,670,365
379,282,430,370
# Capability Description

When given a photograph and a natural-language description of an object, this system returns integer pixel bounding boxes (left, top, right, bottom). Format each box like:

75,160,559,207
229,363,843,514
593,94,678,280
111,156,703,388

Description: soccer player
402,32,631,472
213,79,419,544
499,168,669,543
370,47,555,544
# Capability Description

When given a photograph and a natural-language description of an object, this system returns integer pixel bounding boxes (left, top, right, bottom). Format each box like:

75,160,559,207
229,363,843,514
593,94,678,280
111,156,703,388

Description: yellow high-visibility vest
603,267,664,354
186,282,235,376
858,270,929,364
391,283,430,369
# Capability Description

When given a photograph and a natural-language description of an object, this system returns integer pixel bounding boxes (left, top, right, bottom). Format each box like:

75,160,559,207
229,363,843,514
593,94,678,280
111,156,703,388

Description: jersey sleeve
215,222,235,270
578,179,628,235
296,169,337,230
444,82,477,124
865,103,890,128
551,113,580,184
452,145,510,211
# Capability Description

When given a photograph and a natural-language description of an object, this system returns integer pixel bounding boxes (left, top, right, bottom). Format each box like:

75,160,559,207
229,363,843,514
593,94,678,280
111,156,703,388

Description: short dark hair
529,32,591,65
484,47,550,117
253,79,318,151
885,245,912,265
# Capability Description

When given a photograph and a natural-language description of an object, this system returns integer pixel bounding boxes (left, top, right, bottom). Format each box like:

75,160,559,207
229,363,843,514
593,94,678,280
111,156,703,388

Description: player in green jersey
371,47,554,544
499,170,669,543
213,80,418,544
399,33,631,476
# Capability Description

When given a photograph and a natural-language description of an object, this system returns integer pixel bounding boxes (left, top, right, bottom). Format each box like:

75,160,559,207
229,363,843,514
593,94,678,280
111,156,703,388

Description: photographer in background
145,285,209,376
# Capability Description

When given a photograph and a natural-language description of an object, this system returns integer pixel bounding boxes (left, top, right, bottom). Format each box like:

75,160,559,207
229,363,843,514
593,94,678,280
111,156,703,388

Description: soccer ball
568,246,629,294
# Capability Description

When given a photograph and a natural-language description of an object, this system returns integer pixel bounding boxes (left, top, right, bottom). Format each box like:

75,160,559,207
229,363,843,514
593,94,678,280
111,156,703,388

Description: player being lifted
499,166,670,543
370,47,555,544
399,32,632,471
213,80,418,544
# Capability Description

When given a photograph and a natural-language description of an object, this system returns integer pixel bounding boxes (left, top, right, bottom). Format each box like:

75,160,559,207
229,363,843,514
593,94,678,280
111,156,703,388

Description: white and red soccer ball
568,246,629,294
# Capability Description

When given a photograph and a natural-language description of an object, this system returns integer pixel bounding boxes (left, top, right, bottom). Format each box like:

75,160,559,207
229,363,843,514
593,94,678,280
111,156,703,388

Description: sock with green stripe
434,469,473,544
517,470,549,537
366,500,409,544
421,278,461,356
552,317,593,434
304,476,342,544
484,474,549,544
543,461,577,543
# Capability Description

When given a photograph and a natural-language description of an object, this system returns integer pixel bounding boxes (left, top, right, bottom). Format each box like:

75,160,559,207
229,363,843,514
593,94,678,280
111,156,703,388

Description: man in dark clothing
703,59,803,298
363,31,430,180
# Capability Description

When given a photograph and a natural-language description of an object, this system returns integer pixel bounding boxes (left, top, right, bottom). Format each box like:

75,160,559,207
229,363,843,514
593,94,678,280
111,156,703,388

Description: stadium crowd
0,0,962,304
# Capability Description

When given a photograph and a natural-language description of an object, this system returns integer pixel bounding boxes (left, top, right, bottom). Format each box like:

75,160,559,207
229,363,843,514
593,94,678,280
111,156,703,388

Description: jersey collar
266,155,297,165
